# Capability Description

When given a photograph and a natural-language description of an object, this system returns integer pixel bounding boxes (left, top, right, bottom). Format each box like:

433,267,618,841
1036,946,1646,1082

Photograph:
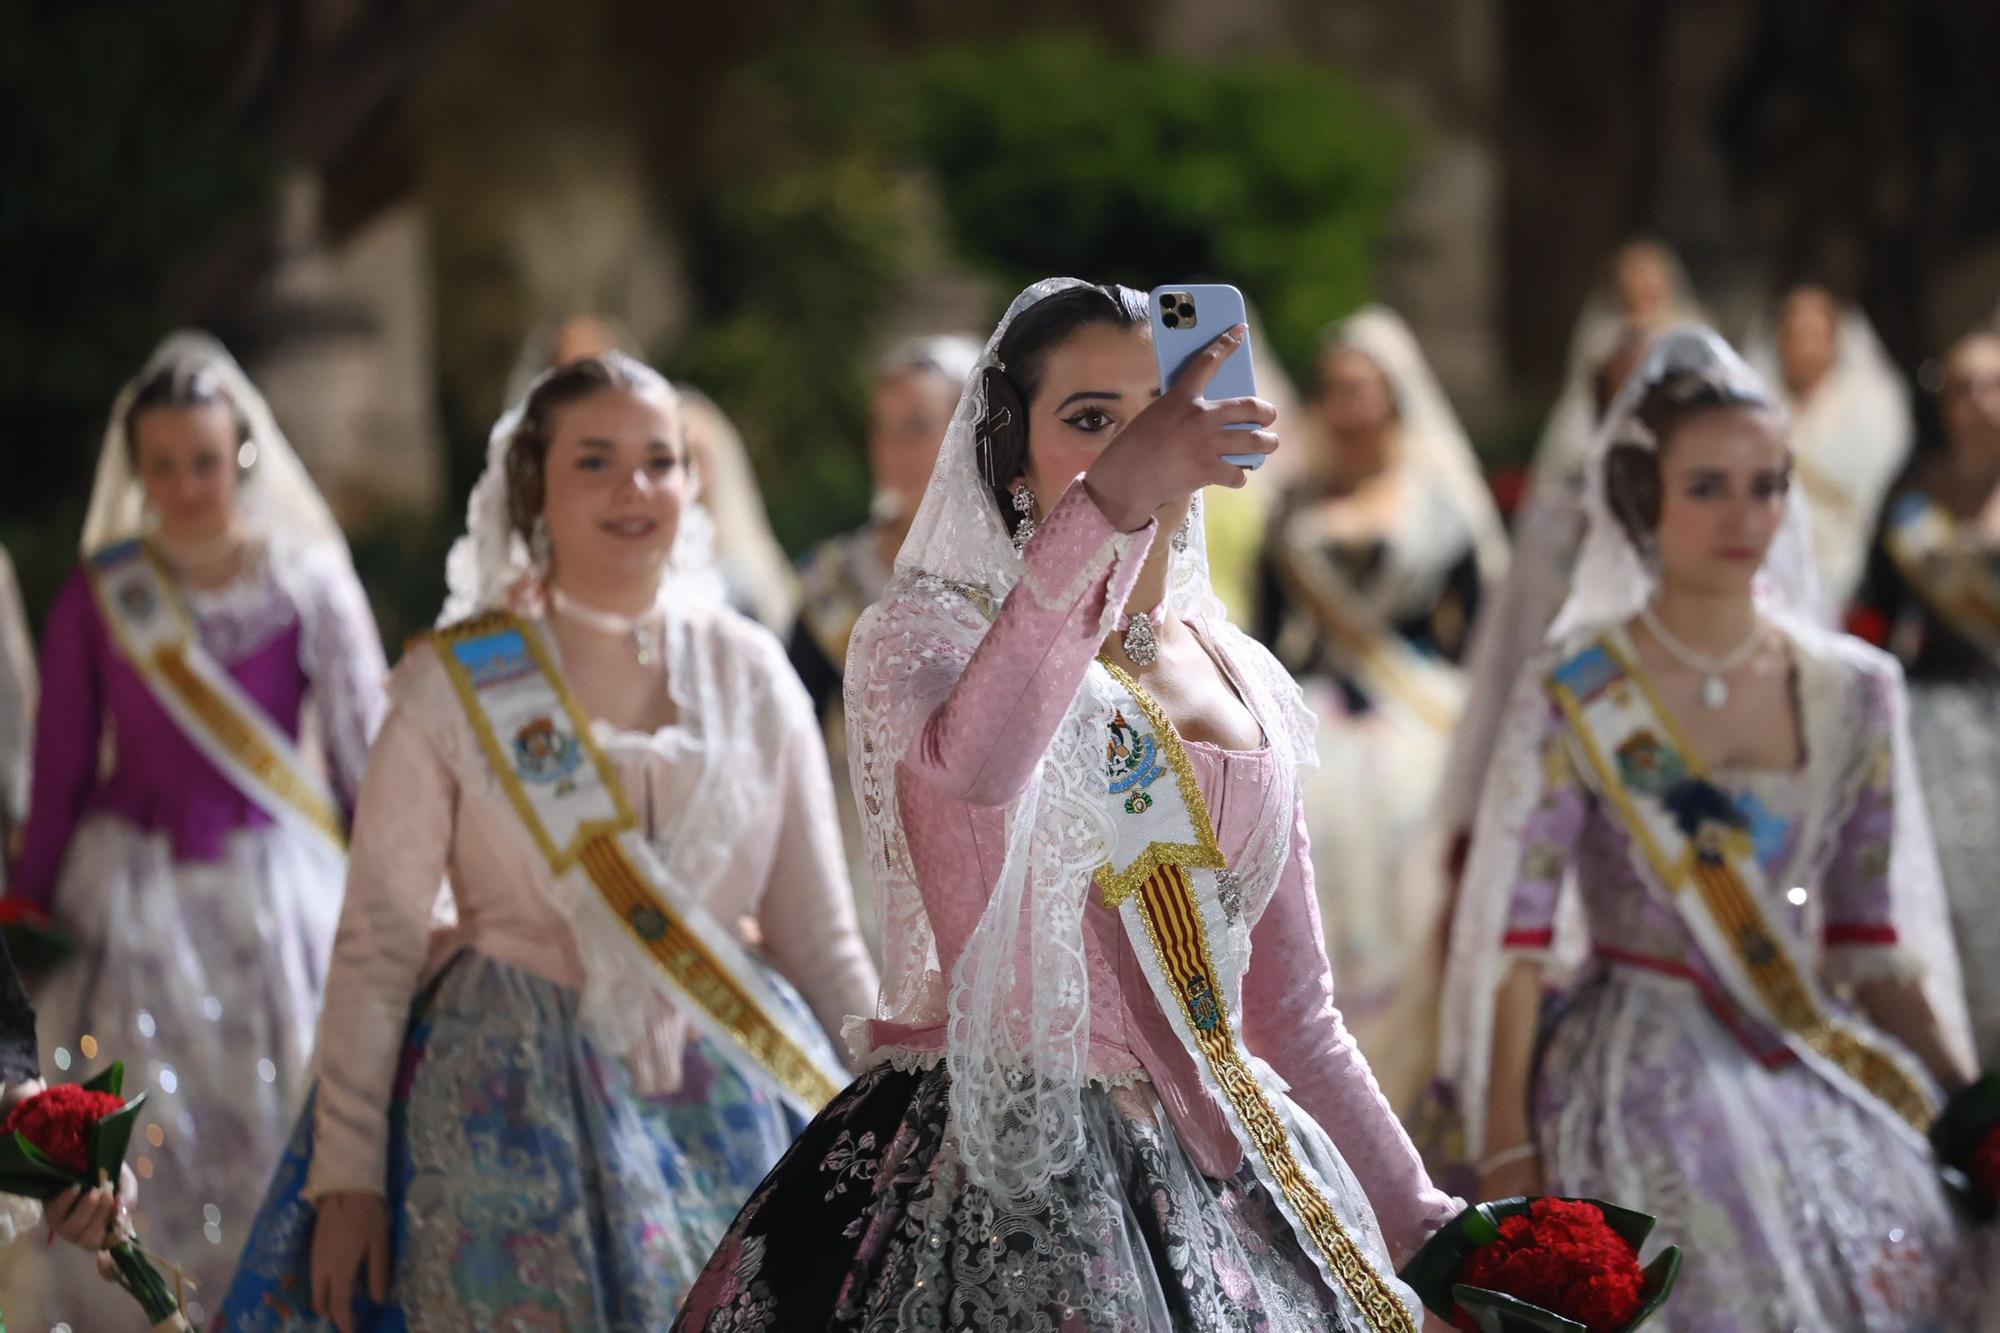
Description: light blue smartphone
1148,283,1266,469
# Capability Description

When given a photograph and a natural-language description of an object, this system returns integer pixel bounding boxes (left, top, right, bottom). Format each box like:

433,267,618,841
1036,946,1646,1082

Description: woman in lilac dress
674,280,1459,1331
1430,325,1982,1329
1,332,387,1329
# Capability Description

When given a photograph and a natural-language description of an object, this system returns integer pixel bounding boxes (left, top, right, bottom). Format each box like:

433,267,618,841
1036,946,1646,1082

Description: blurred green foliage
905,39,1408,379
0,1,272,620
669,35,1406,554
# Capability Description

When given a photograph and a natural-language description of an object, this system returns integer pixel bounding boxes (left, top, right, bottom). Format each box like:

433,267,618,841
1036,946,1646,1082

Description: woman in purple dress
1,332,387,1329
1429,325,1983,1329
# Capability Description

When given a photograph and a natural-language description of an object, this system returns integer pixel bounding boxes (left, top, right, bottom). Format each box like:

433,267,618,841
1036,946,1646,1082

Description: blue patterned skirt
214,951,821,1332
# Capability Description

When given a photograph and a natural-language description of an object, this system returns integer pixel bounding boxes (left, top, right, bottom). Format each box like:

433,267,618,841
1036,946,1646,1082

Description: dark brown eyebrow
1052,390,1124,412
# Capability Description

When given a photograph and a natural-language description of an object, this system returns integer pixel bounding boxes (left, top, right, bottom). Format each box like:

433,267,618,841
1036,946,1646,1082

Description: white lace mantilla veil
1331,305,1509,582
846,277,1318,1202
441,355,726,626
1434,324,1974,1164
81,331,347,557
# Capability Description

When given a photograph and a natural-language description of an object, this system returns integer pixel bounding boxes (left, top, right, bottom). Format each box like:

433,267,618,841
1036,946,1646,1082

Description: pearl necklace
1638,605,1763,709
1114,600,1167,668
551,587,662,666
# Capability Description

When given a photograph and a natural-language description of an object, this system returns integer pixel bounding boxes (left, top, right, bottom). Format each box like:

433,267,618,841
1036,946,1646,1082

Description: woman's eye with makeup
1683,475,1726,500
646,454,678,475
1063,408,1115,433
576,454,608,472
1751,472,1791,501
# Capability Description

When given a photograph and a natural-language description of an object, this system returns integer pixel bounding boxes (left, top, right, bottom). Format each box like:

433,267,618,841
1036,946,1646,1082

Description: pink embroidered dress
675,279,1455,1333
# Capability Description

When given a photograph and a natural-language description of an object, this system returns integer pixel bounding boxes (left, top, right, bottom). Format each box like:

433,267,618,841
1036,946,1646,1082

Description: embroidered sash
1094,659,1419,1333
430,612,845,1115
85,540,344,855
1545,636,1935,1143
1267,528,1459,732
1882,491,2000,669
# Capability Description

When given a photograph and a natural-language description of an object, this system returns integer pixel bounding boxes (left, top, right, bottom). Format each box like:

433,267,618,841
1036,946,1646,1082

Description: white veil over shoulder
1435,325,1973,1165
82,331,346,556
1328,305,1509,581
848,278,1316,1200
1744,300,1915,613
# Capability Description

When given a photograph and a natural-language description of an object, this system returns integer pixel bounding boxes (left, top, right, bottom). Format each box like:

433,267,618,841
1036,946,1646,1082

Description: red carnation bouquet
0,1061,186,1329
1401,1196,1681,1333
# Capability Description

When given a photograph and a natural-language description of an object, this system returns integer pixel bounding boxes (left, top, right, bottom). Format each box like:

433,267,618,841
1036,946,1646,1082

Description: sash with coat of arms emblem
1545,635,1935,1144
430,611,847,1115
84,540,346,855
1093,658,1420,1333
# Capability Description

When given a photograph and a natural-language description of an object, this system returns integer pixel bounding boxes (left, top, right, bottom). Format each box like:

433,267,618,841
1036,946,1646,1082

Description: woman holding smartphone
673,279,1458,1332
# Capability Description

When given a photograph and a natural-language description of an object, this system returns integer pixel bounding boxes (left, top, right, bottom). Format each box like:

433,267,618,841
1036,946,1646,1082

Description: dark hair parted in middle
503,351,679,539
976,283,1149,527
1602,367,1778,548
124,364,253,466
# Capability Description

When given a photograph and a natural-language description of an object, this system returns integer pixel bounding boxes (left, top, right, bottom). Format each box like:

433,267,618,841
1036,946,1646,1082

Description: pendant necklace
551,587,661,667
1639,605,1762,709
1115,600,1166,668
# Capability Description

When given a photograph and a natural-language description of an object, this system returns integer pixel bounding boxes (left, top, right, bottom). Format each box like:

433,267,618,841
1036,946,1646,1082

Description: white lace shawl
846,278,1318,1201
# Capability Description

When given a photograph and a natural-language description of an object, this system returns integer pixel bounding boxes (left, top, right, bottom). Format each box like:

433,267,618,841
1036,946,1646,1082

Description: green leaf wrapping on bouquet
0,913,75,973
1398,1196,1682,1333
83,1060,127,1098
1928,1072,2000,1219
91,1089,145,1181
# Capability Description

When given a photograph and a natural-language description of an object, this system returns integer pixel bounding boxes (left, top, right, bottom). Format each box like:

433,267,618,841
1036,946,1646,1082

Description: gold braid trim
152,645,345,849
1097,659,1414,1332
1133,864,1415,1333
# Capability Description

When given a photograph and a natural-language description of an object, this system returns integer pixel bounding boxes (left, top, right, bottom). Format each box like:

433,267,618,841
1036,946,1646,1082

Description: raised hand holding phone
1149,284,1271,469
1082,323,1279,532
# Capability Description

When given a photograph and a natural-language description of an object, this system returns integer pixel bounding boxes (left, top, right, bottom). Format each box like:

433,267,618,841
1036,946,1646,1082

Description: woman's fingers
1203,395,1278,428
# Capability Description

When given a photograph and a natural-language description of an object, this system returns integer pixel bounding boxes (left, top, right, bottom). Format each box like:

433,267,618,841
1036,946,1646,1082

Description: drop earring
530,515,554,577
1010,483,1038,554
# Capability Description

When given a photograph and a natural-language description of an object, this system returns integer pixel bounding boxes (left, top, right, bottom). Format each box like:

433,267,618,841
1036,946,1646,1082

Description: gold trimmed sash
431,611,845,1114
1546,636,1934,1141
1268,524,1459,732
1882,491,2000,670
85,540,344,855
1095,659,1419,1333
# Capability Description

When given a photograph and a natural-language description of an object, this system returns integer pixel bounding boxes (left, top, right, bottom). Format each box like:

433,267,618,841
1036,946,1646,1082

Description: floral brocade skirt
0,817,339,1333
213,951,820,1333
1534,968,1986,1332
672,1060,1403,1333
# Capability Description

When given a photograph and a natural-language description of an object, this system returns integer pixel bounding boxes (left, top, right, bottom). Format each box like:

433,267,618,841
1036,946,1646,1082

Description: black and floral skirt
672,1061,1384,1332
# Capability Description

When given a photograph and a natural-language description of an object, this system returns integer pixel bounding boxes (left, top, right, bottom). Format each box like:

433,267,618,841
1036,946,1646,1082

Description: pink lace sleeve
1241,798,1460,1263
899,481,1154,808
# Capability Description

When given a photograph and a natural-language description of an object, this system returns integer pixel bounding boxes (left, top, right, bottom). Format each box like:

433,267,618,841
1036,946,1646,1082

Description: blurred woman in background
1851,327,2000,1070
2,332,386,1329
1255,306,1506,1105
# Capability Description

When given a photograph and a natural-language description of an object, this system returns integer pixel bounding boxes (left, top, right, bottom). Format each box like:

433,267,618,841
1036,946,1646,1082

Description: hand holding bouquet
1400,1196,1680,1333
0,1061,186,1330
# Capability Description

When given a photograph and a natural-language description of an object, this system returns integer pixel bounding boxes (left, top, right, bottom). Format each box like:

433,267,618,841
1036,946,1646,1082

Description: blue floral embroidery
1106,709,1165,814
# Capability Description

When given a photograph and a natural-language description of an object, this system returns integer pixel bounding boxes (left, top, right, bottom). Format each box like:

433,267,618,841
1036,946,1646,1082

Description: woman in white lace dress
1,332,387,1329
219,352,874,1331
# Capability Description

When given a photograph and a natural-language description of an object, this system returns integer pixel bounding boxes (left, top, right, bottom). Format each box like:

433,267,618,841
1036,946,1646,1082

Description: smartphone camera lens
1163,313,1180,328
1161,295,1175,308
1177,303,1195,320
